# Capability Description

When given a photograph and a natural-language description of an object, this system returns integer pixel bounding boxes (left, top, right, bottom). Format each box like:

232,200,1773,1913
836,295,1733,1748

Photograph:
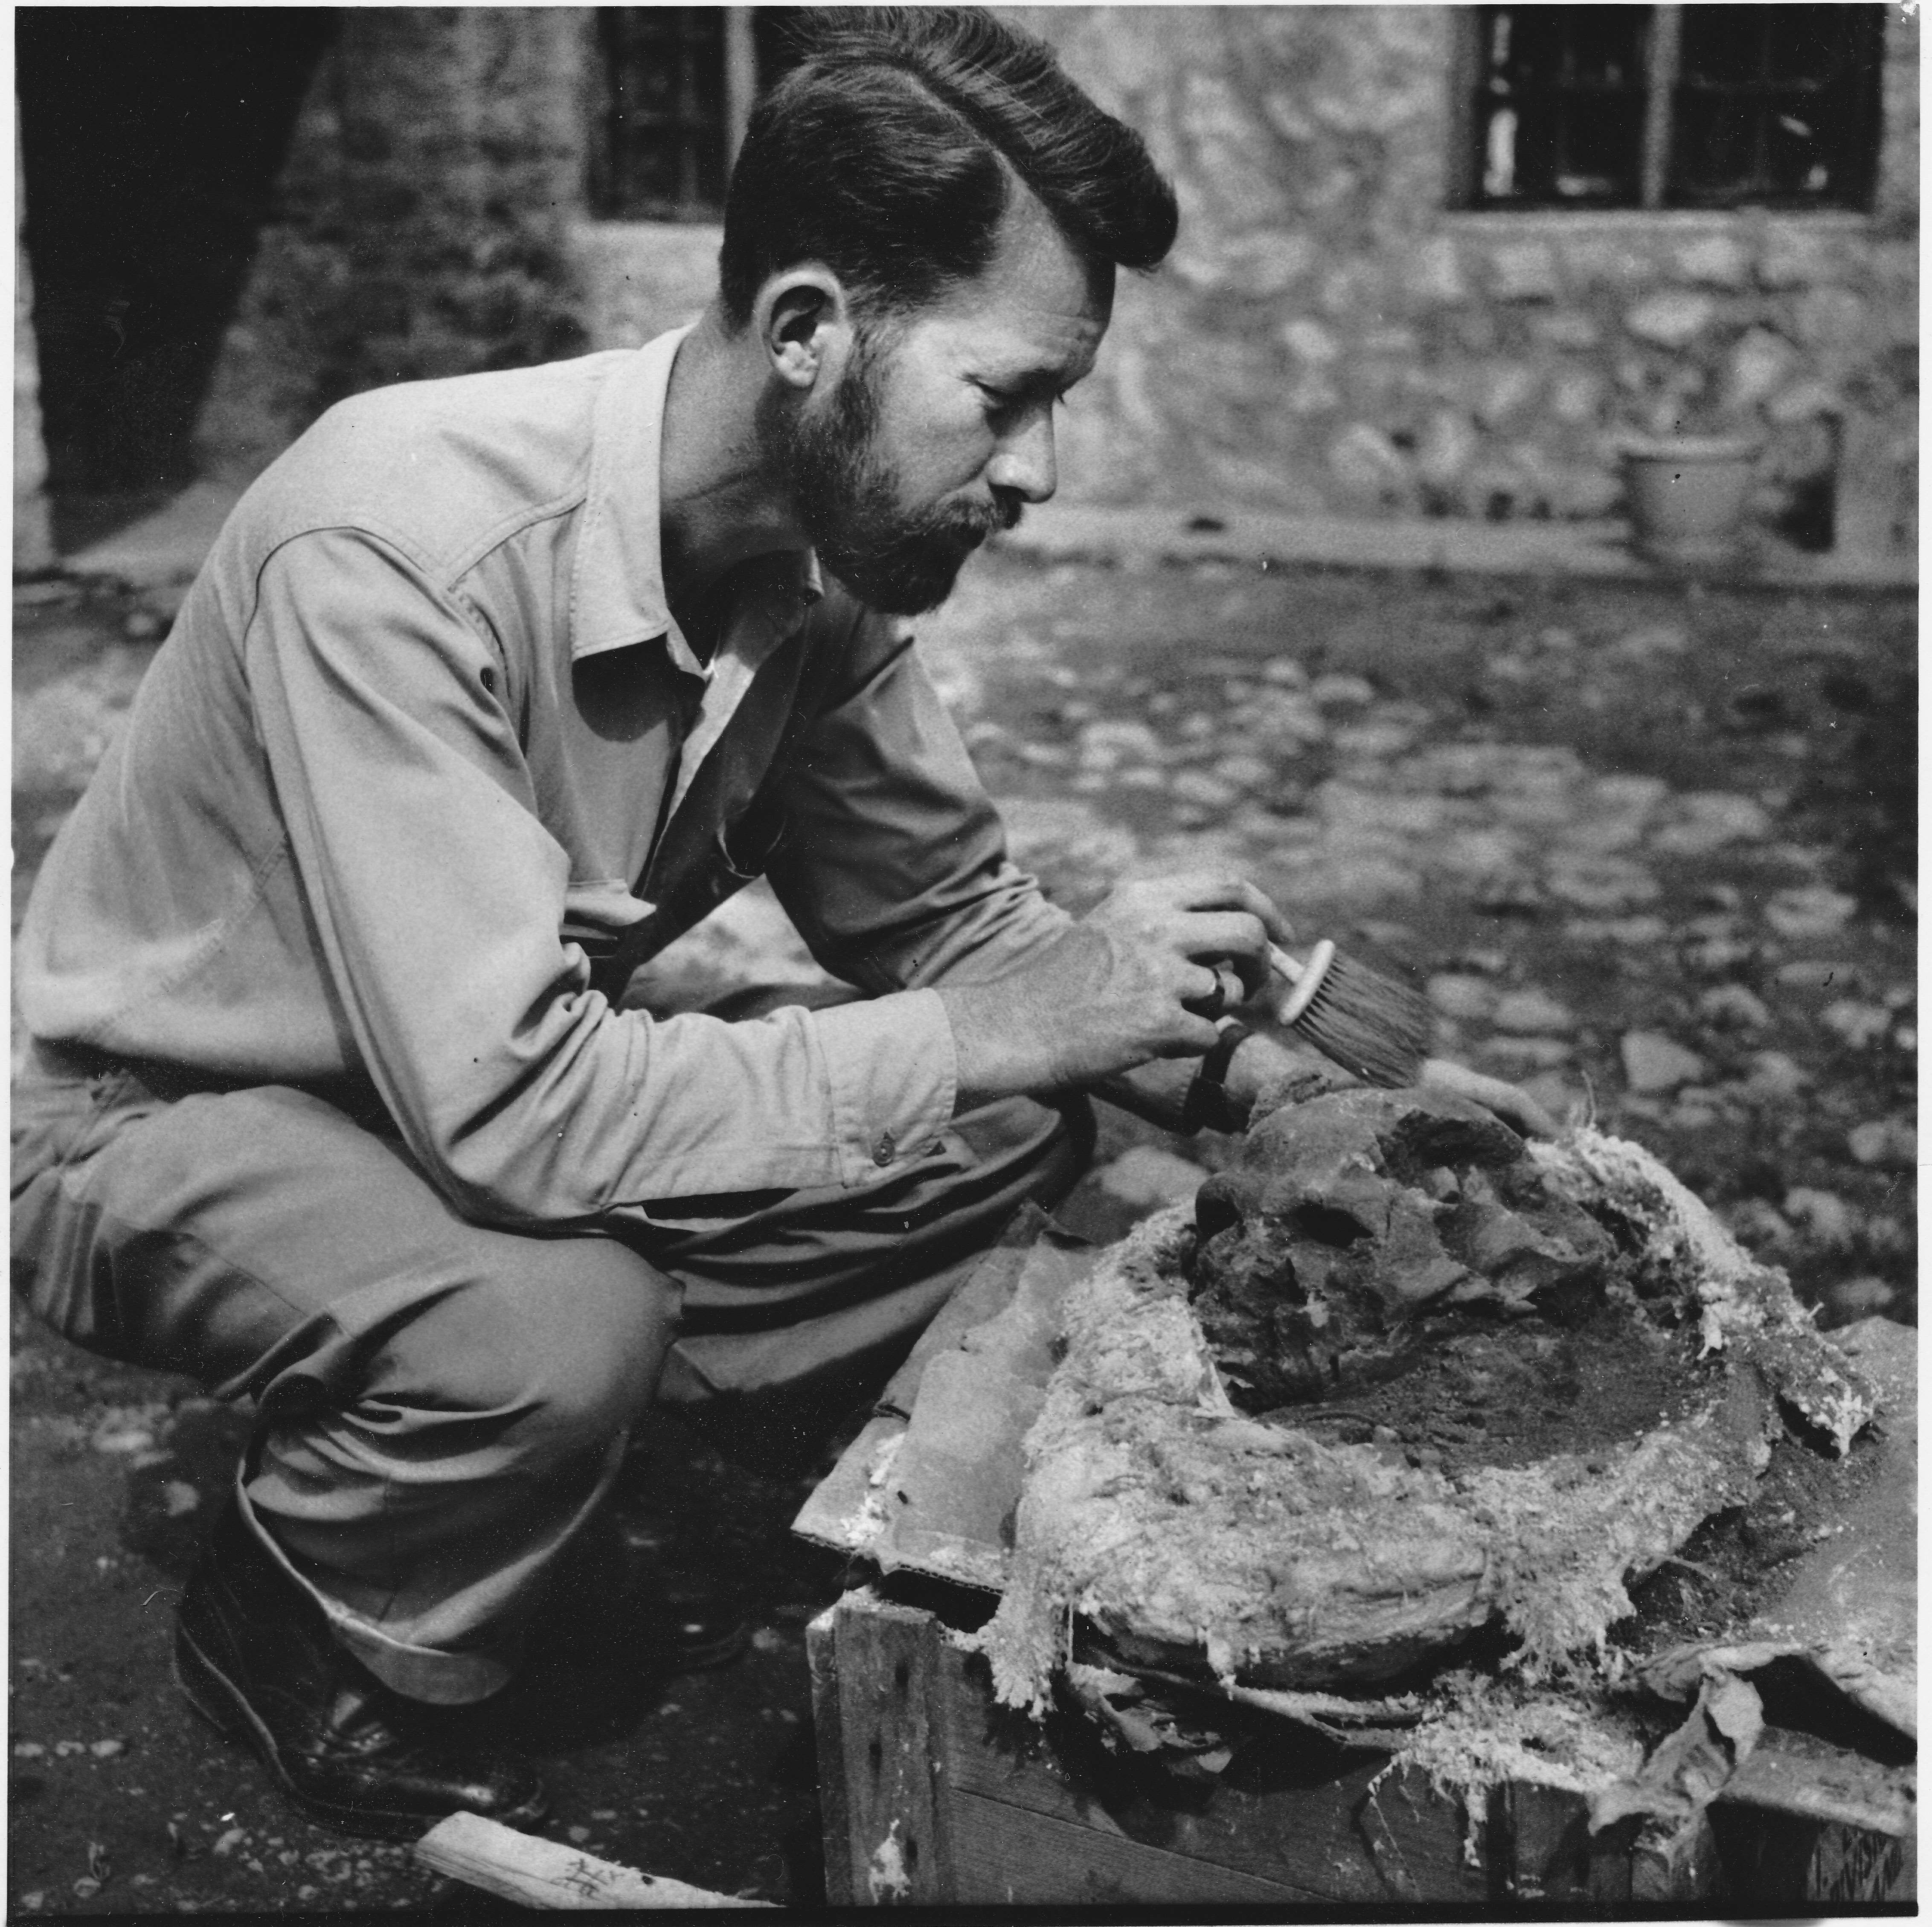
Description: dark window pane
1669,2,1883,208
1680,5,1769,86
1766,6,1852,84
1563,8,1645,88
1473,5,1646,208
1484,4,1646,93
1671,92,1760,200
1557,95,1647,198
596,7,731,221
1763,90,1840,196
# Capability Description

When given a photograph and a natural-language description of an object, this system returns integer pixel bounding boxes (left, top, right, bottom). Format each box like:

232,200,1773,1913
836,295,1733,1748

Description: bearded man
12,9,1543,1839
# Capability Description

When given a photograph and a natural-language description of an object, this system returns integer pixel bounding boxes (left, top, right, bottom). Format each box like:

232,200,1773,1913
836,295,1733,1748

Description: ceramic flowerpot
1618,433,1763,565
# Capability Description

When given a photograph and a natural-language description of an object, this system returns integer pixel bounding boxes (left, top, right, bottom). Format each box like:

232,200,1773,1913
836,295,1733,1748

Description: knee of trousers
368,1239,682,1470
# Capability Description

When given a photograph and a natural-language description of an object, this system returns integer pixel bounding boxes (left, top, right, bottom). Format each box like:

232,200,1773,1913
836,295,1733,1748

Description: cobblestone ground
9,555,1916,1912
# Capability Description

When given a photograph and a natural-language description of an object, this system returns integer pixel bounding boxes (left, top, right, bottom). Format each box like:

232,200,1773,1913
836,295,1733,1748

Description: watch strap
1181,1020,1252,1135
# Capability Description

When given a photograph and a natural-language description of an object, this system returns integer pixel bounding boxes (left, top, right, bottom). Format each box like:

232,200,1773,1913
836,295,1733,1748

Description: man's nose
988,408,1058,505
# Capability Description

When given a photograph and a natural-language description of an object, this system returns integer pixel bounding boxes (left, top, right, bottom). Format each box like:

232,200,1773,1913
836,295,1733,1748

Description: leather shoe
173,1504,548,1841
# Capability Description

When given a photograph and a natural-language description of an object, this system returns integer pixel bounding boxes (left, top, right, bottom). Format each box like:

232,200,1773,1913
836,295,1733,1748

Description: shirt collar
569,324,823,669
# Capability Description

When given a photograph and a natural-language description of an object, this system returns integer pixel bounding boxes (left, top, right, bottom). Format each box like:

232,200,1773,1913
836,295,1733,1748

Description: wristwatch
1182,1020,1252,1135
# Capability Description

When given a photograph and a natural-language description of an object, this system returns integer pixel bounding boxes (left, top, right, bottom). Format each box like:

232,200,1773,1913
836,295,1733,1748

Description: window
1465,5,1886,212
593,8,805,222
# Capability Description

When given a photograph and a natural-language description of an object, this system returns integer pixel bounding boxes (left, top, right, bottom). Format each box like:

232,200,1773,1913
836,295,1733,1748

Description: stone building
15,6,1919,568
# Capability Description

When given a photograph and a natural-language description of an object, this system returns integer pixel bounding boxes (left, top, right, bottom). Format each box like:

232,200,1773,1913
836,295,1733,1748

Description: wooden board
806,1589,1662,1909
414,1812,765,1909
809,1587,1918,1910
791,1210,1092,1590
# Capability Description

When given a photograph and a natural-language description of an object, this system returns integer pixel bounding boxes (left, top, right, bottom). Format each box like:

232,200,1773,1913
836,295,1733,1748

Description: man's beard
774,335,1021,616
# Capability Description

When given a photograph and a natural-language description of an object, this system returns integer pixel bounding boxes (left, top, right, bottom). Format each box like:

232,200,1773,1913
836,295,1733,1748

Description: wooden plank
1806,1820,1916,1904
875,1245,1027,1418
414,1812,765,1909
1708,1724,1916,1906
871,1232,1087,1588
816,1591,1746,1908
948,1789,1310,1907
790,1411,905,1560
872,1349,1042,1587
1494,1781,1639,1906
928,1635,1488,1905
793,1206,1078,1565
805,1606,855,1908
1718,1724,1915,1836
1713,1805,1918,1909
1630,1812,1721,1906
830,1592,954,1904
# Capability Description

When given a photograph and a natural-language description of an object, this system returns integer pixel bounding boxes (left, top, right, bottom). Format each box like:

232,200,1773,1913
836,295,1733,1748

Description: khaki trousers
11,1040,1090,1701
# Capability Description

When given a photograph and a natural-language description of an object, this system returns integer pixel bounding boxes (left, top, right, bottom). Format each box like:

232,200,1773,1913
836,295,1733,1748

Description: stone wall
568,219,722,354
195,8,596,480
191,4,1916,556
1013,5,1917,554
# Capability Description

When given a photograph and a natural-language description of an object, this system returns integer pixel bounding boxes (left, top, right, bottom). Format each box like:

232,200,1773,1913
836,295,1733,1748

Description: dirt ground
9,549,1916,1912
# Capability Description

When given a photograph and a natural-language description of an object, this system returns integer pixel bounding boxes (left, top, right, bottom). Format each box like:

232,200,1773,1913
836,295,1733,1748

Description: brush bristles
1288,952,1435,1088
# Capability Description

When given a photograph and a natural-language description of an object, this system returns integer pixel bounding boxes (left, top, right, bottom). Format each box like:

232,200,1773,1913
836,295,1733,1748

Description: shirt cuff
811,987,959,1187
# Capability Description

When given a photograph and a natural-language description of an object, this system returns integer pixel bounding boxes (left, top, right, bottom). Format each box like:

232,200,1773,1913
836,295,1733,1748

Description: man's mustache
944,491,1025,547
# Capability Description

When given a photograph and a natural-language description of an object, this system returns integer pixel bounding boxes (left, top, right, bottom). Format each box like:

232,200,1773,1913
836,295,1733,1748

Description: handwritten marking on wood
415,1811,771,1910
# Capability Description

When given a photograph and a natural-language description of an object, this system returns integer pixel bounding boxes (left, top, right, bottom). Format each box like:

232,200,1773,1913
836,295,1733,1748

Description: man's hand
938,873,1293,1108
1220,1038,1560,1138
1416,1056,1561,1138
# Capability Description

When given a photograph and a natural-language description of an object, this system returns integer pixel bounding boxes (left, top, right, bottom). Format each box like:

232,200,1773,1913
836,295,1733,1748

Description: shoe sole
173,1625,549,1843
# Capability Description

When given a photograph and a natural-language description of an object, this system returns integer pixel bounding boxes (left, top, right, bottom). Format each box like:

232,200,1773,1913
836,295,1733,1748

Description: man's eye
979,384,1069,415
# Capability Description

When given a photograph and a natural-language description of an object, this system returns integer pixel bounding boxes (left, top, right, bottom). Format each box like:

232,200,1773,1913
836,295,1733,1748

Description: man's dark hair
718,8,1177,328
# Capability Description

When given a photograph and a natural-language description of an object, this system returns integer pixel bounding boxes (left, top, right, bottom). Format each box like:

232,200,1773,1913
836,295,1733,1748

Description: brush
1267,940,1435,1088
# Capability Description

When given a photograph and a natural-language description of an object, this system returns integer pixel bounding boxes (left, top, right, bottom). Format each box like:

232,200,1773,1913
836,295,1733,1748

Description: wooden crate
797,1229,1914,1909
808,1588,1915,1910
809,1589,1650,1909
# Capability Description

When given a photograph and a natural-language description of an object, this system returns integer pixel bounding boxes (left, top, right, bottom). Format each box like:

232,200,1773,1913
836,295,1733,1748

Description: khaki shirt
18,330,1068,1223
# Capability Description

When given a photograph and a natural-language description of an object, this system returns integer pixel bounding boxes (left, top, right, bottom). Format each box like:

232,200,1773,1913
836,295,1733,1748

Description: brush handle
1269,939,1335,1027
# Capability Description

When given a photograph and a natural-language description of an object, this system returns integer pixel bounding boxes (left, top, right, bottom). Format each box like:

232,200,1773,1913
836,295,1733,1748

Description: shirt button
872,1131,896,1167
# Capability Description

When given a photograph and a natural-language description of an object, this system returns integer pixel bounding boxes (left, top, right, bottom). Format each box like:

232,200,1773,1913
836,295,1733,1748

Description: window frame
1454,3,1888,217
590,6,761,225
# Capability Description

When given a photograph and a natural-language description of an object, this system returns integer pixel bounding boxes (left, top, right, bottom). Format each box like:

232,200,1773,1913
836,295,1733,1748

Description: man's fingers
1123,873,1295,946
1181,962,1243,1018
1214,876,1295,948
1159,1011,1226,1057
1180,910,1271,967
1419,1058,1560,1139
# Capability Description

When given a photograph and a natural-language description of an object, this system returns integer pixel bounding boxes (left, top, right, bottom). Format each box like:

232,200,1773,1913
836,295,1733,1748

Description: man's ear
757,267,852,393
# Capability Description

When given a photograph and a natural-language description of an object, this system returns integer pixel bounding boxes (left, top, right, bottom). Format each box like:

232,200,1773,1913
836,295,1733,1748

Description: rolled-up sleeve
244,529,957,1223
767,608,1071,993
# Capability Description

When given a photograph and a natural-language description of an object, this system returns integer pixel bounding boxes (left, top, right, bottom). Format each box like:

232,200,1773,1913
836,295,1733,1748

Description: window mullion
1639,3,1682,210
723,8,758,177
